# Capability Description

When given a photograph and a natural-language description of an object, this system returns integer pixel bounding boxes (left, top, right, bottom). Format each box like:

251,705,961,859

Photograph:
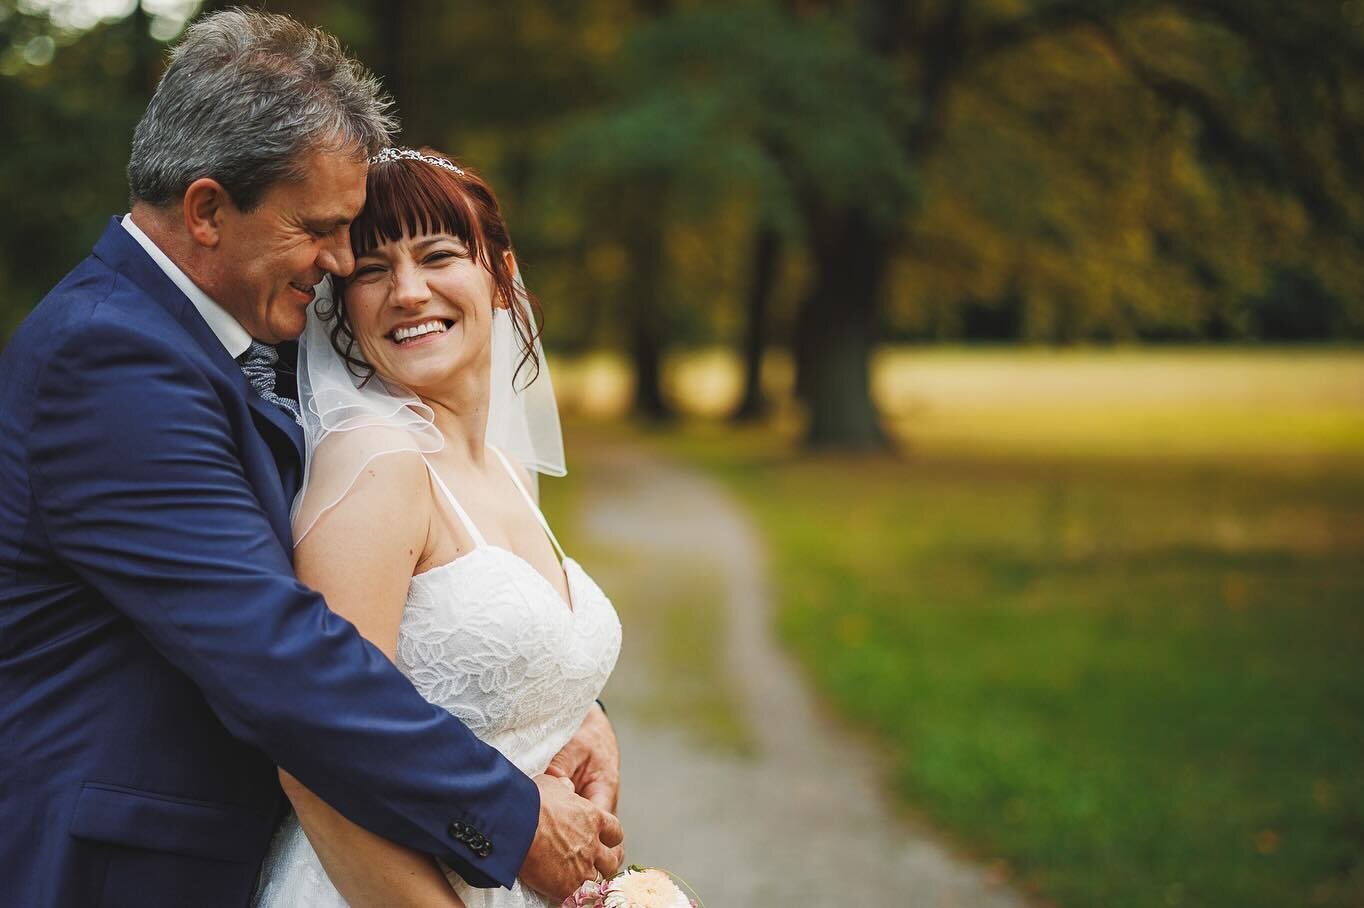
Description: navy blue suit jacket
0,219,538,907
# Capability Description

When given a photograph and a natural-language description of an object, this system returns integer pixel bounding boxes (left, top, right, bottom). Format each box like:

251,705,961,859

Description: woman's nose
391,263,431,308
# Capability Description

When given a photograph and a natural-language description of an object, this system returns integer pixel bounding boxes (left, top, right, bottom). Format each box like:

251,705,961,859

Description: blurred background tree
2,0,1361,443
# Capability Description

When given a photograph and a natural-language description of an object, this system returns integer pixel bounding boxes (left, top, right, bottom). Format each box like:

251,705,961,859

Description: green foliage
887,0,1364,343
606,4,916,229
2,0,1362,354
0,7,156,337
536,2,918,362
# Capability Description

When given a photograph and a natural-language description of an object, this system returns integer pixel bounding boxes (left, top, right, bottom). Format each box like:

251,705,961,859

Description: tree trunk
731,224,780,422
785,0,911,449
618,0,676,422
794,207,889,450
623,186,673,422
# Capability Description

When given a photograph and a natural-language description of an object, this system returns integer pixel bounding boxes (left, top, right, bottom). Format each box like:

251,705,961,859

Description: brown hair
322,148,542,387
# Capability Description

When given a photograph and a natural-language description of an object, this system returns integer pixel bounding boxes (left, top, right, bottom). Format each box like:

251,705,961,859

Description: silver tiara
368,147,465,175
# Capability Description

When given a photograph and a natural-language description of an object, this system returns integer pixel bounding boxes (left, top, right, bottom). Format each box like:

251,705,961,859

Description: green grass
637,348,1364,907
677,439,1362,906
615,562,754,755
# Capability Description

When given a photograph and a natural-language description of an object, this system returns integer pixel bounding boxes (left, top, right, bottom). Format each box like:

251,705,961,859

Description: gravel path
571,436,1029,907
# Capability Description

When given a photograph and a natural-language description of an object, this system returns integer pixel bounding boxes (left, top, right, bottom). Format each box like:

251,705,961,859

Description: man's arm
28,320,533,887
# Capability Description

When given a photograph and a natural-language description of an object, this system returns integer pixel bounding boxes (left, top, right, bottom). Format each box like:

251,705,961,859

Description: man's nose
318,238,355,278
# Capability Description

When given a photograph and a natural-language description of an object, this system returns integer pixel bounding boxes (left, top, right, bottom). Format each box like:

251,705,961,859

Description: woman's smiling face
342,231,505,397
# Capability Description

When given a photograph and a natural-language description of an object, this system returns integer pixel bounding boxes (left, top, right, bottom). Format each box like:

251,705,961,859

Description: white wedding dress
252,448,622,908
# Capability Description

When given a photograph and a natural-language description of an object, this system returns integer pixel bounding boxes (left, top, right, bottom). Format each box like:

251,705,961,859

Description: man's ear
182,178,232,249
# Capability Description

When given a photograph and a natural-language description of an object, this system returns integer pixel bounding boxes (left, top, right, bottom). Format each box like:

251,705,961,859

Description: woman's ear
495,249,518,310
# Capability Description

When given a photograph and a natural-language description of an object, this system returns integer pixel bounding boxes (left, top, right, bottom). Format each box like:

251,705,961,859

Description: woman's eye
423,251,455,264
353,264,384,279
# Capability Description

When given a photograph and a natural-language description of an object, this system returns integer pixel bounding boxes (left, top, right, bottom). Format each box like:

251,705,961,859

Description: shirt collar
120,213,253,359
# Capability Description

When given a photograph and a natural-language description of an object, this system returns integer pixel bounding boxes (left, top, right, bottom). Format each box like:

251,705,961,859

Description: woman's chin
375,341,443,374
379,361,457,397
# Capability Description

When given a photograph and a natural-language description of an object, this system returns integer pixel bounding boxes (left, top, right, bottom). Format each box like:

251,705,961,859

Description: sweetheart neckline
410,544,581,614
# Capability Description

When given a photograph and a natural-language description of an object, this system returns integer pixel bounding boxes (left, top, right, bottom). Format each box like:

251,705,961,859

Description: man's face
211,149,368,343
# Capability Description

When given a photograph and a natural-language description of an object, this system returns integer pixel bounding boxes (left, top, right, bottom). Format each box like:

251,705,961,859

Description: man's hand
520,775,624,900
545,703,620,813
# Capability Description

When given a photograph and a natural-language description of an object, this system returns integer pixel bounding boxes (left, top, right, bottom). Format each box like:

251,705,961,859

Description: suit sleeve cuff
440,769,539,890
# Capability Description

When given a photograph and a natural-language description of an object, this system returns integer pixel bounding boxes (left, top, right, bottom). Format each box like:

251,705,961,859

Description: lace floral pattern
254,546,622,908
399,549,621,779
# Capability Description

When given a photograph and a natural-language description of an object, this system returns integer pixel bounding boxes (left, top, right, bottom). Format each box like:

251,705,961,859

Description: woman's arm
281,769,467,908
283,449,466,908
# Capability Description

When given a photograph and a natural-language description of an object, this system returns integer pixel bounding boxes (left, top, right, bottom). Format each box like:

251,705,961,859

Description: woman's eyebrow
412,235,462,251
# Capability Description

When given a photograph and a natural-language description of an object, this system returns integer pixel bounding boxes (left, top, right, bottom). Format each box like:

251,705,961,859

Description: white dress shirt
120,213,253,359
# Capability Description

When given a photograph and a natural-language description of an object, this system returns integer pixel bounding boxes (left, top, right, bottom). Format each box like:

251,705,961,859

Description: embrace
0,10,625,908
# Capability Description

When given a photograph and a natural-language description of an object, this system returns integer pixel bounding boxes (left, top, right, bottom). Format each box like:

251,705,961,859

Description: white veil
486,270,566,478
290,273,565,544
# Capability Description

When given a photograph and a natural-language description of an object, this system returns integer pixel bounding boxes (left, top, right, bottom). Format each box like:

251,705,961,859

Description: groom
0,9,619,908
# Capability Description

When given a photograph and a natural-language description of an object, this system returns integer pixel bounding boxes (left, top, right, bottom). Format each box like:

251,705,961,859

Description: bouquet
561,865,699,908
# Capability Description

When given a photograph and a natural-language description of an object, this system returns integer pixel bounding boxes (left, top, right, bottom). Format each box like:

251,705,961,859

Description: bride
253,147,622,908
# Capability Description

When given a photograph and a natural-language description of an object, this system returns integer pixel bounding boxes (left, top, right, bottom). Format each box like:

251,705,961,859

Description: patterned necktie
237,341,303,425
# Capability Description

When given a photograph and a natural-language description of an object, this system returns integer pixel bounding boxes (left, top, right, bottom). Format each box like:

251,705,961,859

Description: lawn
597,348,1364,908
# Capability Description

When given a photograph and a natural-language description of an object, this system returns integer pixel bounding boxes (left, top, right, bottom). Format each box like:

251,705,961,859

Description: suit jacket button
448,822,468,841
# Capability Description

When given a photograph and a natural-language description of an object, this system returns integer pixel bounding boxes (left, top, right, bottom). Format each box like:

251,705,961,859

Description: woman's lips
389,319,455,348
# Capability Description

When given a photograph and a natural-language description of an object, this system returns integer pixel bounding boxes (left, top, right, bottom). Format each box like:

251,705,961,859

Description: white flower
602,868,691,908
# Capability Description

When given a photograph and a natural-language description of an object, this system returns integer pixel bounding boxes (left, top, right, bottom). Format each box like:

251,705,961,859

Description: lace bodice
401,547,620,779
253,452,622,908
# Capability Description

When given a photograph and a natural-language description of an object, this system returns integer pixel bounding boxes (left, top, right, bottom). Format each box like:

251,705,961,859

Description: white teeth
392,320,447,343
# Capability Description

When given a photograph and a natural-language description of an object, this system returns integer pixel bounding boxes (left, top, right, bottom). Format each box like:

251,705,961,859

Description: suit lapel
92,218,307,469
245,392,306,476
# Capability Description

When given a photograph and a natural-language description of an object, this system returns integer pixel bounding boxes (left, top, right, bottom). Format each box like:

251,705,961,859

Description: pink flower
561,879,605,908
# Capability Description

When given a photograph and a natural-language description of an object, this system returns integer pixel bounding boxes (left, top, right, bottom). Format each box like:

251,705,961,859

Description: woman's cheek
345,295,382,349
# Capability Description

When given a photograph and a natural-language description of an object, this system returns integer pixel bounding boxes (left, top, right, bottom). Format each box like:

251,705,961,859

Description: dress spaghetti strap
422,458,488,548
489,447,568,562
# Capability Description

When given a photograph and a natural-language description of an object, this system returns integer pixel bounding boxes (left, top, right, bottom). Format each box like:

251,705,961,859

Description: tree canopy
2,0,1360,444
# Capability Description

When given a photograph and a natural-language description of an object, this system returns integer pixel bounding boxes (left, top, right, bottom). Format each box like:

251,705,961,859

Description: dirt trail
571,436,1029,907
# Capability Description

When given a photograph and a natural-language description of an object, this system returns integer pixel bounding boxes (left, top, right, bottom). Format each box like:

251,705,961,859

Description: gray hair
128,8,396,211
